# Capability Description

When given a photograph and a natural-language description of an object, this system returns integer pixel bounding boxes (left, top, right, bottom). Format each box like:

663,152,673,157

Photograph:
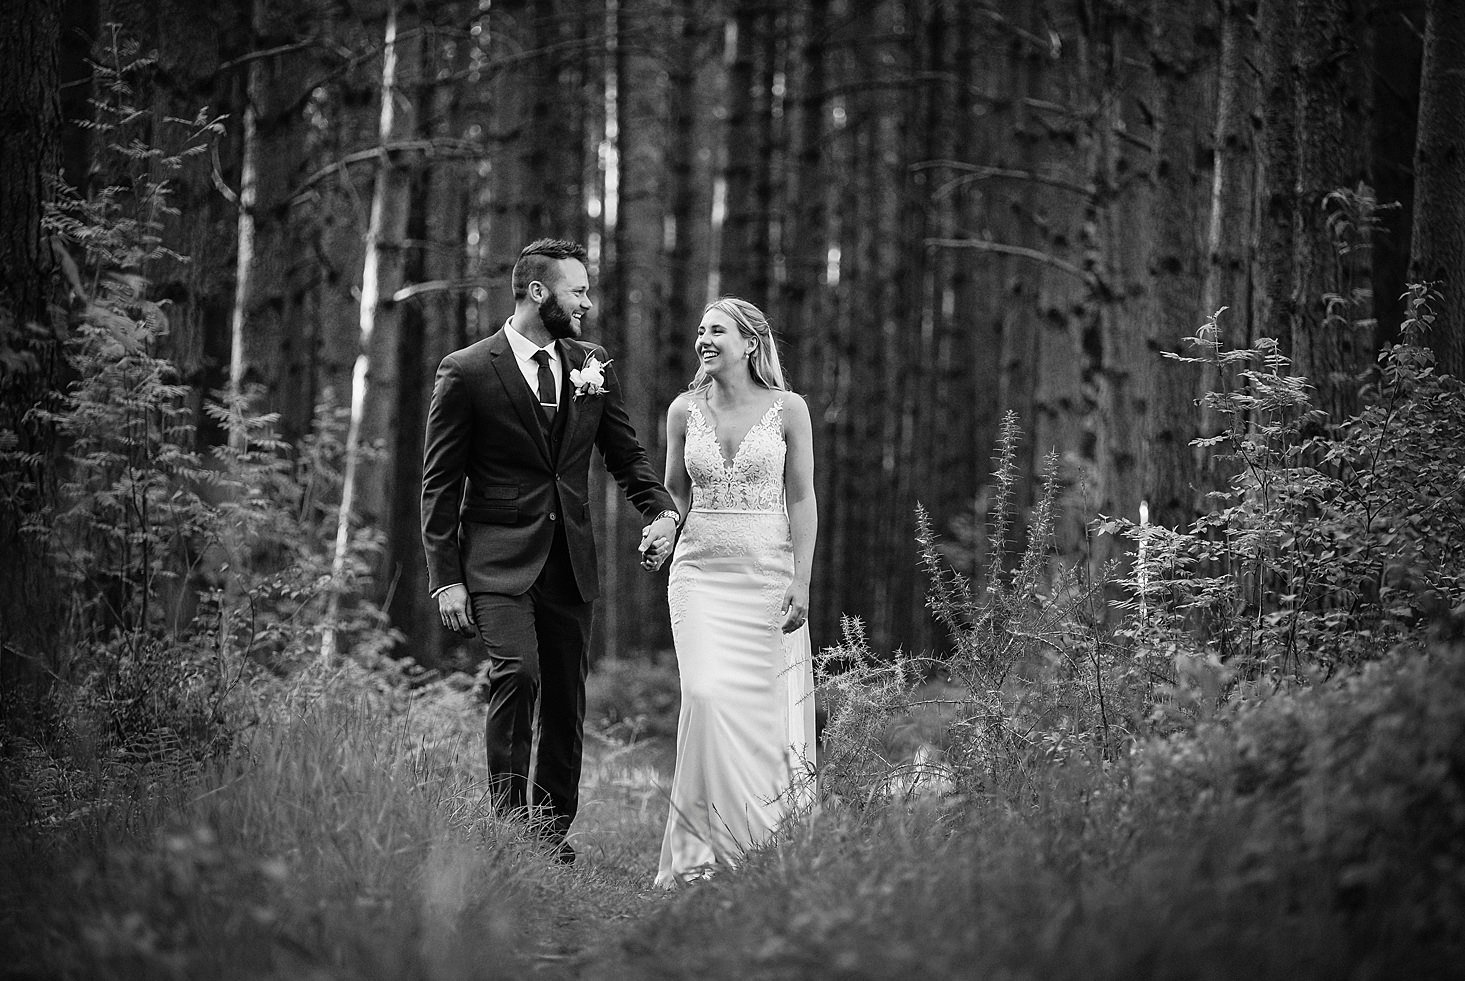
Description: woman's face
695,309,752,377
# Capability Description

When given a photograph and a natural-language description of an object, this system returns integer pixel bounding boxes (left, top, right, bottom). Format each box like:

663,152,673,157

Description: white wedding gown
654,397,816,888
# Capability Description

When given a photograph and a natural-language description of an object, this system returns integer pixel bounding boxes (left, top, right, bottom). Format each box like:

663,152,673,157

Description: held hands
436,584,475,637
781,581,810,633
639,514,678,572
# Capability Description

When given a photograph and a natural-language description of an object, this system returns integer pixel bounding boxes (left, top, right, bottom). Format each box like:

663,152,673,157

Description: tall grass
0,660,679,980
591,634,1465,980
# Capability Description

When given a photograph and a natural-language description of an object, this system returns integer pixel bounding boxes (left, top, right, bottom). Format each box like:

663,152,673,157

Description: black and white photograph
2,0,1462,977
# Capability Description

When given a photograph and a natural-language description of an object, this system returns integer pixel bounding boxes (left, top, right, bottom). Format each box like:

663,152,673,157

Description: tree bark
327,2,422,656
718,0,773,300
1142,0,1215,529
0,0,62,672
1253,0,1298,348
1287,0,1373,419
229,0,313,444
1202,0,1257,351
1409,0,1465,377
0,0,60,336
1083,6,1153,538
603,0,673,654
403,3,475,672
1369,4,1423,349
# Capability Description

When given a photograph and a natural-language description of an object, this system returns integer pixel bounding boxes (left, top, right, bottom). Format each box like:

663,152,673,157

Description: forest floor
522,732,679,979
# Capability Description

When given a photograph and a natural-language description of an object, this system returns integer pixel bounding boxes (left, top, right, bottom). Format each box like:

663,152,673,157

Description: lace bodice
685,398,785,513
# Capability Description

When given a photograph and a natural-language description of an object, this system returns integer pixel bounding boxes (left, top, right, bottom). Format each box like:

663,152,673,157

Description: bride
644,296,818,888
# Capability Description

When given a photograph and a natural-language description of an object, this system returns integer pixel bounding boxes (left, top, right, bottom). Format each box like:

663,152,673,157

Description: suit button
549,511,558,521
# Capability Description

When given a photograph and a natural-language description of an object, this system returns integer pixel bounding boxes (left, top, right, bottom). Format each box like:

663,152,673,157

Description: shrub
1106,287,1465,690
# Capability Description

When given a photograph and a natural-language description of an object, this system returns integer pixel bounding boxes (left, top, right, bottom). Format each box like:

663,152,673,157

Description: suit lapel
489,328,552,463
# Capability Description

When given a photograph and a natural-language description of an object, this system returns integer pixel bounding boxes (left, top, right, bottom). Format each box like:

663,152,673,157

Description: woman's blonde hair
687,296,787,393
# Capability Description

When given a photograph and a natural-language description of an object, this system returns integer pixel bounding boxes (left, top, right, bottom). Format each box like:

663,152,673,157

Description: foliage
594,632,1465,981
1103,287,1465,691
0,27,399,827
816,411,1126,809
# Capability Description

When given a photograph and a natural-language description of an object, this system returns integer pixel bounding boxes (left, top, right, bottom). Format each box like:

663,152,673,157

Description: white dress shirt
504,319,563,406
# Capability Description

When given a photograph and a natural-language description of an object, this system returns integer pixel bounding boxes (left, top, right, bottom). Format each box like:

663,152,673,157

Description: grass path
521,732,678,979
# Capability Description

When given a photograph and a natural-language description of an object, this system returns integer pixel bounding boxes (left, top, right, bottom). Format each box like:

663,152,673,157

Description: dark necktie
532,349,557,432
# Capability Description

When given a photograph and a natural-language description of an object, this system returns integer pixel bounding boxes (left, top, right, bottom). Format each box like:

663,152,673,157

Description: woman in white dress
647,297,818,888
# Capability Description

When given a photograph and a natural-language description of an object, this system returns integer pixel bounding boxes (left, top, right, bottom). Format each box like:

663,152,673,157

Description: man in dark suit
421,239,679,864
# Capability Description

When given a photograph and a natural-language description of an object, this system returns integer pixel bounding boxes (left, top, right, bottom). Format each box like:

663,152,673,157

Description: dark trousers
471,527,592,840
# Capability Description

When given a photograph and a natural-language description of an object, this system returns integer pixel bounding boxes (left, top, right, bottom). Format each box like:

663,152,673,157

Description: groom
421,238,679,864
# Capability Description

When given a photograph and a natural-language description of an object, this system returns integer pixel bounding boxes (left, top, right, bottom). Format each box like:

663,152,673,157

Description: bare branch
288,138,481,203
925,237,1101,290
914,160,1096,199
391,278,484,303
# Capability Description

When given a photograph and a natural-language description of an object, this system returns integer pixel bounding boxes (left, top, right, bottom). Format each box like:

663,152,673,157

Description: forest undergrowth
4,55,1465,979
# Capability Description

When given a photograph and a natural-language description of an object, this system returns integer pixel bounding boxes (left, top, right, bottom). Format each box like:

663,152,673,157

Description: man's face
537,259,593,340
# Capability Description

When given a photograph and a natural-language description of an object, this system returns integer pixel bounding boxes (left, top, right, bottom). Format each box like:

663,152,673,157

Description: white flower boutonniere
571,354,612,399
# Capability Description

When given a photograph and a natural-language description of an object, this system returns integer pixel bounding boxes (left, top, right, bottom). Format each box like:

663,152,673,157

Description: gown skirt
654,507,816,888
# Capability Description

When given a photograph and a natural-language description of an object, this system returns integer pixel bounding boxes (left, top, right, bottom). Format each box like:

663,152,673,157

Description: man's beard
539,293,580,339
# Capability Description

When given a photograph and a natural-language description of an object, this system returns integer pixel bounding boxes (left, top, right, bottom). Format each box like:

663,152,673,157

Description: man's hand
639,514,678,572
436,584,475,636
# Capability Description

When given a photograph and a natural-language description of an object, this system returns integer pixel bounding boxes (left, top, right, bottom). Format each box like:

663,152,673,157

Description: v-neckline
693,399,781,469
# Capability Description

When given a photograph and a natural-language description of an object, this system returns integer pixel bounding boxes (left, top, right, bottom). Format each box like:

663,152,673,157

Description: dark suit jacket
421,327,673,602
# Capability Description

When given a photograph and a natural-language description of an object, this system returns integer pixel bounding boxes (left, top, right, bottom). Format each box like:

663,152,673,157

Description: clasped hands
638,514,678,572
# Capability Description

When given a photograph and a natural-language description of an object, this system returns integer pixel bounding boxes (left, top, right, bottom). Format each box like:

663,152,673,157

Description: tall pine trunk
1143,0,1215,528
603,0,672,655
1409,0,1465,376
1287,0,1373,419
229,0,312,444
0,0,63,672
406,3,475,671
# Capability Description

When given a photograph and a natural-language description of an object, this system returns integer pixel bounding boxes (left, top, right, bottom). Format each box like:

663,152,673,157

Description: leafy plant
1104,286,1464,697
1,27,399,824
817,411,1122,807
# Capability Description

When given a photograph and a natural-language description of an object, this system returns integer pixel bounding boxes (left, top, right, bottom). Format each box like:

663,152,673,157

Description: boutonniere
570,354,611,399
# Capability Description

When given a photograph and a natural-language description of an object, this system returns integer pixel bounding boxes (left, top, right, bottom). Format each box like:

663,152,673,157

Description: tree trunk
480,0,591,324
1409,0,1465,377
229,0,312,444
663,0,717,390
1083,7,1153,539
1143,0,1215,529
327,2,421,657
1287,0,1373,419
405,3,475,672
0,0,60,335
0,0,62,673
603,0,672,656
1253,0,1298,347
779,0,831,636
1203,0,1257,352
1369,5,1423,349
719,0,773,300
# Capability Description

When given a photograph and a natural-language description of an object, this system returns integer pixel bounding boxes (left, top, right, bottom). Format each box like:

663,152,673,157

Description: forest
2,0,1464,978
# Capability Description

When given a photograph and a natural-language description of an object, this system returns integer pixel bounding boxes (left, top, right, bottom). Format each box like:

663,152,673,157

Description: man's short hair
512,239,588,300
